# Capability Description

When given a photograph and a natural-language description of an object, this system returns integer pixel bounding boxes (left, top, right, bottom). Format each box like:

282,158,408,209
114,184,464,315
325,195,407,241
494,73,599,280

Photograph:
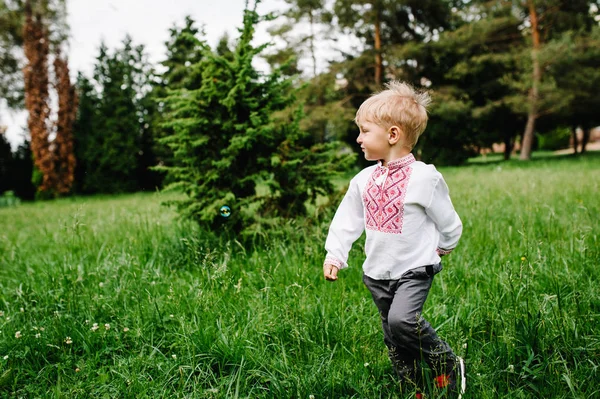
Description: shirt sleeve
324,178,365,269
425,173,462,254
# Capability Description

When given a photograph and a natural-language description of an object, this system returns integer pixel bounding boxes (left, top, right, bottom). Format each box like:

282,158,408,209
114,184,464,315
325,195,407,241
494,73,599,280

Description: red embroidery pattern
437,247,454,256
363,157,413,234
324,255,343,269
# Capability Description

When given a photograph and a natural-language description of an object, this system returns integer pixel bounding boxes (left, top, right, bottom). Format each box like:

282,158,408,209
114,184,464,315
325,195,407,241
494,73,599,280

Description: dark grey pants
363,264,456,384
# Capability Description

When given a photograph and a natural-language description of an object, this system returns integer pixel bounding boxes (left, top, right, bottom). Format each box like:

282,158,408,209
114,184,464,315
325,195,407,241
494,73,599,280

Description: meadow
0,153,599,398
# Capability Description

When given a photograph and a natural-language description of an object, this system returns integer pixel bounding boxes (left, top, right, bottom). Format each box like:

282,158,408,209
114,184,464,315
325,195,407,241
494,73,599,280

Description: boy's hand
323,264,339,281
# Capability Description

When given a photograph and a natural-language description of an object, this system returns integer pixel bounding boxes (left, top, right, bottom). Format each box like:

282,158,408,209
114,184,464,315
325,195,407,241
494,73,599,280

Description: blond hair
355,81,431,149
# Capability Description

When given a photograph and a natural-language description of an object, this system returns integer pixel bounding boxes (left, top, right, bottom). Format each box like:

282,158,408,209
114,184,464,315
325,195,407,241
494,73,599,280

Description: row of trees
1,0,157,197
1,1,354,234
73,39,157,194
1,1,599,227
265,0,599,164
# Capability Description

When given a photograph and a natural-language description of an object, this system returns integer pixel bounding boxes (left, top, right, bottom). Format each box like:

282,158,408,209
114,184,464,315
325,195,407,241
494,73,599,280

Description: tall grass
0,154,599,398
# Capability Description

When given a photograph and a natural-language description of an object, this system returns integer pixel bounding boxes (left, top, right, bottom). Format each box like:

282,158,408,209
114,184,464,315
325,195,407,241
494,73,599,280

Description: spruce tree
160,16,206,90
72,72,98,193
77,39,151,193
146,16,208,188
158,1,354,235
95,39,141,192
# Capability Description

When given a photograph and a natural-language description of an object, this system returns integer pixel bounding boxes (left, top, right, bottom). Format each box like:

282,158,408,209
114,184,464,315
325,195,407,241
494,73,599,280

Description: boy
322,81,466,398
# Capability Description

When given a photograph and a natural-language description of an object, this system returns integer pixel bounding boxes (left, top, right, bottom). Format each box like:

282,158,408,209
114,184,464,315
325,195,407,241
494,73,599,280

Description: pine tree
160,16,206,90
82,39,150,193
137,86,162,191
333,0,451,86
158,1,354,235
72,72,98,193
410,1,525,163
215,32,234,59
541,25,600,153
147,16,208,188
73,38,155,194
506,0,596,160
264,0,333,78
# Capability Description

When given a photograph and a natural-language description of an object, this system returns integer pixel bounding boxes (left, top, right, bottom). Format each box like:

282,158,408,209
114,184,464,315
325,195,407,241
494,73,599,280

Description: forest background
0,0,599,205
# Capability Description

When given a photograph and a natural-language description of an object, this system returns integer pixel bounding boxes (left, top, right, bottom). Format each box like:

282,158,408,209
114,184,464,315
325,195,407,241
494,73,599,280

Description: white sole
457,356,466,399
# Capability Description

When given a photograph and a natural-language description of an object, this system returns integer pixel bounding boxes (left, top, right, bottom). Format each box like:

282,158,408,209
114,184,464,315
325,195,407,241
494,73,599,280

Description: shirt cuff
324,255,345,269
437,247,454,256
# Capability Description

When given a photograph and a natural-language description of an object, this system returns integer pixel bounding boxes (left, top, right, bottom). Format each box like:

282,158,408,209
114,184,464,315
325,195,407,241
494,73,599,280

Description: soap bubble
220,205,231,218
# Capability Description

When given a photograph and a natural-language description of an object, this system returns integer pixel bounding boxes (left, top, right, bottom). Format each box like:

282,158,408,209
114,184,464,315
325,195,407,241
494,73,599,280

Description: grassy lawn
0,153,599,398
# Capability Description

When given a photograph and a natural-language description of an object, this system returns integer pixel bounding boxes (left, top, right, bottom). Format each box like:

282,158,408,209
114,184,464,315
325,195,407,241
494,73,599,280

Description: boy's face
356,120,390,162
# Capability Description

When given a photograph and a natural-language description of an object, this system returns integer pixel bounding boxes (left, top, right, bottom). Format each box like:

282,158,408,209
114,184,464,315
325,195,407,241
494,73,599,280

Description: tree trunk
571,125,579,154
374,2,382,86
520,0,541,161
53,53,78,194
581,127,590,154
503,135,513,160
23,1,56,193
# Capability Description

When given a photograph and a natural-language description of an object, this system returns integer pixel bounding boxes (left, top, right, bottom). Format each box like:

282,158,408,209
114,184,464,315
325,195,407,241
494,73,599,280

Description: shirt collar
378,153,415,171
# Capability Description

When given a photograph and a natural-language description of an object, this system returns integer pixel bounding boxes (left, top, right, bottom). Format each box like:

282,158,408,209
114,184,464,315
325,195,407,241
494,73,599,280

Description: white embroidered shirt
324,153,462,280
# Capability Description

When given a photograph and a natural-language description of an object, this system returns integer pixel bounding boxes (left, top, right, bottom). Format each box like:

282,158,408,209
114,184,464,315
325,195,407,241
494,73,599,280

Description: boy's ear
388,125,403,145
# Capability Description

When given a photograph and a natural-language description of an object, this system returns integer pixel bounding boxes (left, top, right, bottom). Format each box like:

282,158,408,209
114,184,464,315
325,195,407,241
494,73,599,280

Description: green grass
1,153,599,398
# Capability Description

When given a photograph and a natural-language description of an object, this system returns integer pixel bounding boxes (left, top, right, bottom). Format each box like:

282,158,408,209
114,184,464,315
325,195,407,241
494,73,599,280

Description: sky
2,0,352,149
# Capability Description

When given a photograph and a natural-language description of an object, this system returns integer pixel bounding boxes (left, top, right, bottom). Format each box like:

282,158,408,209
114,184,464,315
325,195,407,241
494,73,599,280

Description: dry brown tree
23,0,77,196
53,53,78,194
23,1,56,193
